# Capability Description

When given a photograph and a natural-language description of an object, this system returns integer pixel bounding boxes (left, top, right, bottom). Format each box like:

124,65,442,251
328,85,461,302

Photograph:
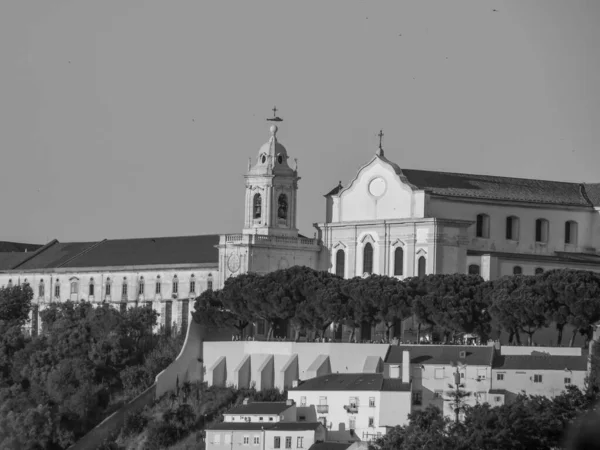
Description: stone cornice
0,262,218,275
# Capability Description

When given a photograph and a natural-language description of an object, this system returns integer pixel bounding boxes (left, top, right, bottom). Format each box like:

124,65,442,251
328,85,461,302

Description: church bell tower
243,122,299,238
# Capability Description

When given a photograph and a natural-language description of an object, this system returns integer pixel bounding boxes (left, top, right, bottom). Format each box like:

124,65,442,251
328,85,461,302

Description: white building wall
491,369,586,399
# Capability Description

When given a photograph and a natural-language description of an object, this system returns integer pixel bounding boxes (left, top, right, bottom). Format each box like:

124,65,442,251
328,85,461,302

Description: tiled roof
401,169,593,206
0,253,31,270
226,402,291,416
492,354,588,371
290,373,410,392
309,443,354,450
468,250,600,266
0,241,42,252
9,235,219,270
208,422,322,431
386,345,495,366
382,378,412,391
583,183,600,206
61,235,219,268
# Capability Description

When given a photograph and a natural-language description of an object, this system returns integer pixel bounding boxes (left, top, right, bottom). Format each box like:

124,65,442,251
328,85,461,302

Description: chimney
292,380,299,388
286,399,294,406
390,365,400,379
243,397,250,405
402,351,410,383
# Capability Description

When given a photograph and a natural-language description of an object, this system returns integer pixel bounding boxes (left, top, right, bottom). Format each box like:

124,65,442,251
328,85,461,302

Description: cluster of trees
371,386,597,450
0,284,183,449
194,266,600,346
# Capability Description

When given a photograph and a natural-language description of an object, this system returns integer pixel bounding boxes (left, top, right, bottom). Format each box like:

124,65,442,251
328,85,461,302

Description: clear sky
2,1,600,244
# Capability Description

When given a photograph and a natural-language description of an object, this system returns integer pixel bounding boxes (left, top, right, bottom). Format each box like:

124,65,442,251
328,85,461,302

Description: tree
0,283,33,325
444,364,471,423
367,275,411,341
341,276,383,342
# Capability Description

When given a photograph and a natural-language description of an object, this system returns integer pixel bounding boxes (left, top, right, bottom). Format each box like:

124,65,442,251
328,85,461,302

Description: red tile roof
493,354,588,371
290,373,410,392
386,345,495,366
226,402,291,416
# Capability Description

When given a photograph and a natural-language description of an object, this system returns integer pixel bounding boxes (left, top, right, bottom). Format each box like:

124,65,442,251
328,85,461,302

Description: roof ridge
57,239,107,268
580,183,594,206
11,239,59,270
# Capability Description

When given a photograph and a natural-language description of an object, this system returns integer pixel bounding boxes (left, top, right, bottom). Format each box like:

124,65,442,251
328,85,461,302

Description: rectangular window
434,368,444,379
54,284,60,297
71,282,78,294
139,282,145,295
477,369,487,380
173,281,178,294
225,435,231,445
122,283,128,297
434,390,443,399
506,216,513,239
349,417,356,430
190,280,196,293
285,437,292,449
214,434,221,444
301,396,307,406
319,396,327,405
369,397,375,407
368,417,374,427
253,436,260,445
105,283,111,296
497,373,504,381
274,437,280,449
349,396,358,407
207,279,213,291
89,284,94,296
565,221,571,244
565,377,571,384
534,374,543,383
297,437,303,448
412,391,422,406
39,283,45,297
243,436,249,445
155,282,161,294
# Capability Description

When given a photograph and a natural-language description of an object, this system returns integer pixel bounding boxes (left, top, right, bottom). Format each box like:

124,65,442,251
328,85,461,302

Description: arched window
513,266,523,275
207,273,213,291
155,276,162,294
138,277,145,295
535,219,549,243
335,250,345,277
122,277,128,298
535,267,544,275
38,280,45,298
189,274,196,293
476,214,490,238
565,221,578,245
7,279,12,288
89,278,95,296
105,277,111,296
506,216,520,240
278,194,288,221
172,275,179,295
54,280,60,297
418,256,426,277
468,264,480,275
70,279,78,294
253,193,262,219
394,247,404,276
363,243,374,275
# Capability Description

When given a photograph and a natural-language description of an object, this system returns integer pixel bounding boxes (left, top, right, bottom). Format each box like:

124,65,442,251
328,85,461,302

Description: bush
145,421,183,450
123,410,149,437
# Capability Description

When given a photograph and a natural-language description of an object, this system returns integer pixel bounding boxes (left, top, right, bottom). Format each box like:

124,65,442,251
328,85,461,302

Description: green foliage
123,410,149,437
0,284,33,325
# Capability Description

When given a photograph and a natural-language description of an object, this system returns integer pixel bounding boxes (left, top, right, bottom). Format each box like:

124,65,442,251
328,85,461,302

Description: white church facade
2,120,600,334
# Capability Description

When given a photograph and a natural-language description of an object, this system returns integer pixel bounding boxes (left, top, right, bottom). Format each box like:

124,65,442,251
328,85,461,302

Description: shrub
144,421,183,450
123,410,149,437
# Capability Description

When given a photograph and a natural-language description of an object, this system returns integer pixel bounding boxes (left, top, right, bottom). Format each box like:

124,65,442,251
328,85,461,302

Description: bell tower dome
243,121,300,237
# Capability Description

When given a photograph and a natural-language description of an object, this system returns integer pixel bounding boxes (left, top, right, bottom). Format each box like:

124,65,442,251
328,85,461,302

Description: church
2,119,600,334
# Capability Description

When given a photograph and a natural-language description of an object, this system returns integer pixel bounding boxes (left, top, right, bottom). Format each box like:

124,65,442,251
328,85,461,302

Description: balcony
316,405,329,413
344,404,359,413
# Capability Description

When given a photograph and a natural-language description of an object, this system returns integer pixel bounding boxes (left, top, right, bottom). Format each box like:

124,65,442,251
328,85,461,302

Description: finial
248,157,252,170
270,124,278,137
376,129,385,156
294,158,298,171
267,106,283,122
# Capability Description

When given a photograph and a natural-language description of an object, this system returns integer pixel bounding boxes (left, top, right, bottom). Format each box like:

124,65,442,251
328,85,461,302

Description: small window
369,397,375,407
155,277,161,294
506,216,520,240
190,277,196,293
278,194,288,221
214,434,221,444
535,267,544,275
259,417,263,421
70,280,79,294
243,436,250,445
38,281,45,297
368,417,374,428
285,437,292,449
565,221,578,245
495,396,502,402
534,374,543,383
253,193,262,219
417,256,426,277
300,396,307,406
122,281,128,297
513,266,522,275
335,249,345,277
253,436,260,445
497,373,504,381
7,279,12,288
349,417,356,430
476,369,487,380
274,437,281,449
476,214,490,238
434,390,443,398
394,247,404,276
105,280,111,296
565,377,571,384
89,282,94,296
412,390,422,406
535,219,549,243
349,396,358,408
277,154,283,164
468,264,480,275
139,278,145,295
173,279,178,294
363,243,374,275
54,284,60,297
297,437,303,448
207,274,213,291
225,435,232,445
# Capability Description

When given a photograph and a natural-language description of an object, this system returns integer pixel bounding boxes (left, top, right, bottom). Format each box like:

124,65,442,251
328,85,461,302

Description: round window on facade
277,154,283,164
261,154,266,164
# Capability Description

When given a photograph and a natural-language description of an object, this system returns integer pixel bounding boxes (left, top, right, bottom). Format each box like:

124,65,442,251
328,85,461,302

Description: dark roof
0,241,42,252
324,183,343,197
9,235,219,270
61,235,219,268
493,354,588,371
0,253,31,270
583,183,600,206
290,373,410,392
400,169,593,207
226,402,291,416
488,389,509,395
468,249,600,266
309,443,354,450
208,422,322,431
386,345,495,366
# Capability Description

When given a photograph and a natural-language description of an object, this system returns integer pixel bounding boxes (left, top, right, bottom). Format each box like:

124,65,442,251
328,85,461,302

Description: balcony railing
344,404,359,413
316,405,329,413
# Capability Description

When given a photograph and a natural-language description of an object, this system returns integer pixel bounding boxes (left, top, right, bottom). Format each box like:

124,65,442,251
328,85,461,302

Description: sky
1,1,600,244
